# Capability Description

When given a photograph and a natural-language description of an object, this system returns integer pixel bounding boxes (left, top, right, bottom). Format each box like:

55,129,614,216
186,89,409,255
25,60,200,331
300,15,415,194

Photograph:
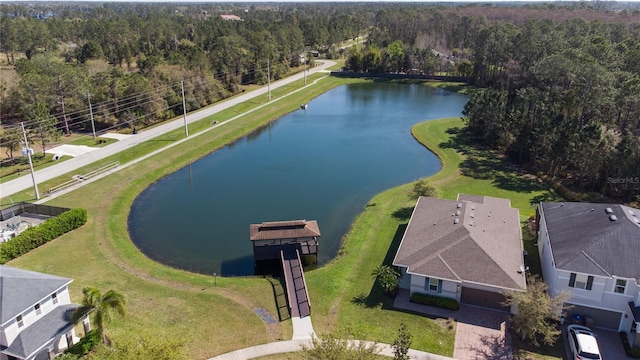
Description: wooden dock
280,247,311,318
250,219,319,318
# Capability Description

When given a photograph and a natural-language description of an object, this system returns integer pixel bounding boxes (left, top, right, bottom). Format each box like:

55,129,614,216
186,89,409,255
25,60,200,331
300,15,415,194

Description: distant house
537,202,640,343
0,266,90,360
393,194,526,312
220,14,242,21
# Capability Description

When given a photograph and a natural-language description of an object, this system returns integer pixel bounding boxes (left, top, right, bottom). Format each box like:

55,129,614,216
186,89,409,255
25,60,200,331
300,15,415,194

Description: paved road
1,61,335,199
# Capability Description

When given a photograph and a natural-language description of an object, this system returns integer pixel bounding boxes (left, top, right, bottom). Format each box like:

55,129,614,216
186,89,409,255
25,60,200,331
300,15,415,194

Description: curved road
1,61,336,199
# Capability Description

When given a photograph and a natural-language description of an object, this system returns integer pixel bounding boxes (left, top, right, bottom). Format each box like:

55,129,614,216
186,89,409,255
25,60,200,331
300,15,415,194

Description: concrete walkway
209,339,455,360
291,316,315,340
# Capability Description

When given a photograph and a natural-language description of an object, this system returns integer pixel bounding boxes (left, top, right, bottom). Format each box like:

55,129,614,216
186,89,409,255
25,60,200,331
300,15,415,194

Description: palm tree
371,265,400,296
71,287,127,343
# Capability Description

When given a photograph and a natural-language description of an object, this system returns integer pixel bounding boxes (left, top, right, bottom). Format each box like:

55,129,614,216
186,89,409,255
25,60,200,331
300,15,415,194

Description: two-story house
537,202,640,345
0,265,90,360
393,194,527,312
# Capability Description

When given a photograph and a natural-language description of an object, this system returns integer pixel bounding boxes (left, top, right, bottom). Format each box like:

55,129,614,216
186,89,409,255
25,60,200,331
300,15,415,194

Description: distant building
220,14,242,21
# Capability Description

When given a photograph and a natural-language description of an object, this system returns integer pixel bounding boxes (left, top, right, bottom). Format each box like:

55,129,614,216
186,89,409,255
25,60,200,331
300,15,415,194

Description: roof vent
471,205,476,210
590,208,594,212
457,203,462,209
470,212,475,218
469,221,474,226
606,207,614,214
630,210,637,217
609,215,618,221
454,218,459,224
455,210,461,216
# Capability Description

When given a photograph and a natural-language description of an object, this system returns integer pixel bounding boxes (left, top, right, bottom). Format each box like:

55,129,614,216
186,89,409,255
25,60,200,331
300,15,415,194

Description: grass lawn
7,78,568,359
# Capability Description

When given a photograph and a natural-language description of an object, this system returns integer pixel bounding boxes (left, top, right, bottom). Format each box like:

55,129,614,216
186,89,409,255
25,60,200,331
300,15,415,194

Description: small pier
250,220,319,317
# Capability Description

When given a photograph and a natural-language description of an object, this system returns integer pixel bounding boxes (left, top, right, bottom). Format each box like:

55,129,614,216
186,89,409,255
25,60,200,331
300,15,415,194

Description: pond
128,82,469,276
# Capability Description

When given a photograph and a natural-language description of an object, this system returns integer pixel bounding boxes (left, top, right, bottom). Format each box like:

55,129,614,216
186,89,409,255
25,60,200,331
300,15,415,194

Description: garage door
566,304,622,330
460,287,509,311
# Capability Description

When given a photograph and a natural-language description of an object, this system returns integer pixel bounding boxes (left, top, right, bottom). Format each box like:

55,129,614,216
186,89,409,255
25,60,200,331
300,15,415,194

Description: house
393,194,526,312
0,265,90,360
220,14,242,21
536,201,640,344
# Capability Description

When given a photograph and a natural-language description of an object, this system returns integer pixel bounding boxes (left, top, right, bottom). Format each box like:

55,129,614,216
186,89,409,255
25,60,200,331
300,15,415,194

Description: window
16,315,23,328
51,292,58,304
424,277,442,293
35,303,41,315
569,273,594,290
615,279,627,294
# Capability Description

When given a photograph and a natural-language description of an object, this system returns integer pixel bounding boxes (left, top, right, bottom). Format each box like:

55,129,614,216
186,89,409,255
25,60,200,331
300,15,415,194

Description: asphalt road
1,61,336,199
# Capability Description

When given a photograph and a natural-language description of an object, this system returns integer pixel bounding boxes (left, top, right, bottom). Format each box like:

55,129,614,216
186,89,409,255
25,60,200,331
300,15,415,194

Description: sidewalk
209,339,455,360
1,61,336,199
210,296,455,360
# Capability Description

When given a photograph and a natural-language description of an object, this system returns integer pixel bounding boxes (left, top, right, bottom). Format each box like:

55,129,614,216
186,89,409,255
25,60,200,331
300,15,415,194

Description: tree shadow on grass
529,192,563,206
392,206,414,221
438,126,550,195
351,224,407,309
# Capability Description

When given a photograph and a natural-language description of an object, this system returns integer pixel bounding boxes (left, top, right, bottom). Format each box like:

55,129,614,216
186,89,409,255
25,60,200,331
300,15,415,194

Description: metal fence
0,202,70,221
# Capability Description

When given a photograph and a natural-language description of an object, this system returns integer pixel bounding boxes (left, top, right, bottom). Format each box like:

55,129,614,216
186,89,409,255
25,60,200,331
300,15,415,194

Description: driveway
48,144,98,157
394,289,511,359
563,325,631,359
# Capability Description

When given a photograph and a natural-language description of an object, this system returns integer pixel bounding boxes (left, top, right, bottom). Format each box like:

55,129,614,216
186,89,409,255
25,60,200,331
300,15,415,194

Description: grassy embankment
8,77,564,359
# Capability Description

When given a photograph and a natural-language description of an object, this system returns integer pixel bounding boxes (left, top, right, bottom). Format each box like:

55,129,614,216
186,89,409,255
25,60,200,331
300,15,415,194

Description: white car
567,324,602,360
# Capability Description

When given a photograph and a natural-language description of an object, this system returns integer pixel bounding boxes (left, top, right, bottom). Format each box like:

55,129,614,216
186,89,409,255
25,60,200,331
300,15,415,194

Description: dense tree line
344,5,639,201
0,3,372,158
464,17,640,201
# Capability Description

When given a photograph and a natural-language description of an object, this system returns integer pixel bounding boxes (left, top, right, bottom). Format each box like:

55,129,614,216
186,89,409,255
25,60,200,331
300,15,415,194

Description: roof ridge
438,254,461,281
580,250,612,277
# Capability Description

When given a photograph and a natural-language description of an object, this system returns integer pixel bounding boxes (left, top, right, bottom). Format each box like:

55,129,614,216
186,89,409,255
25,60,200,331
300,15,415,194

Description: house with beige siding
393,194,527,312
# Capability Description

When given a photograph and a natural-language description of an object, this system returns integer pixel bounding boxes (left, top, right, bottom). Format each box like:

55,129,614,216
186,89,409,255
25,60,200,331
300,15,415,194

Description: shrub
0,208,87,264
630,346,640,359
410,292,459,311
65,329,101,357
410,179,437,199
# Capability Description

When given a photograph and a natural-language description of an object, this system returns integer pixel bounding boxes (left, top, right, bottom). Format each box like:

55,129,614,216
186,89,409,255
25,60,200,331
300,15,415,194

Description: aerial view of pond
128,82,469,276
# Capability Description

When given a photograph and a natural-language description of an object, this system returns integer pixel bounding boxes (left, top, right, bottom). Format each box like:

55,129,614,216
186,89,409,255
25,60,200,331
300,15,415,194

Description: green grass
6,80,569,359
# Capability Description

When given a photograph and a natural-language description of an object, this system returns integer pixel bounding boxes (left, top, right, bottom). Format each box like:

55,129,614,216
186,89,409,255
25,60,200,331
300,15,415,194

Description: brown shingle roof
250,220,321,241
393,195,526,291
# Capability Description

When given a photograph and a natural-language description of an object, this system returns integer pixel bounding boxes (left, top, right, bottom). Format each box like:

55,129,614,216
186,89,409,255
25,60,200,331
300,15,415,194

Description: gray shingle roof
393,195,526,291
0,265,73,325
540,202,640,282
1,304,78,359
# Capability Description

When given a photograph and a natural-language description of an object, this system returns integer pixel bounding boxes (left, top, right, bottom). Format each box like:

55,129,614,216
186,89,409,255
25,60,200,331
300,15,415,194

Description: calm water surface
128,82,468,276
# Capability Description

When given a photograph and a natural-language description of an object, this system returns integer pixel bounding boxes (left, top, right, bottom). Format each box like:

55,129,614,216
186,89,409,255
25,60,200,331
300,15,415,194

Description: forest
343,4,640,201
0,2,369,157
1,2,639,201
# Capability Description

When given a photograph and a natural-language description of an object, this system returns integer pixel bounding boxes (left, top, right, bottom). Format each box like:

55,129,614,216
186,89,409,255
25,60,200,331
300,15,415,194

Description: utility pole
267,59,271,101
181,81,188,137
88,92,96,140
21,122,40,200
